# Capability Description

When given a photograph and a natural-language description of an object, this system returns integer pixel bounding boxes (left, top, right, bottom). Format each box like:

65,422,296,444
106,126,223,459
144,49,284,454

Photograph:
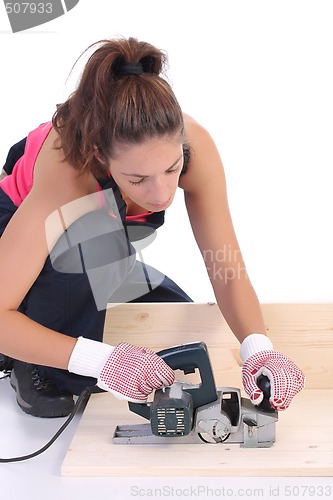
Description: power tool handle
256,374,275,412
128,341,218,420
157,341,218,409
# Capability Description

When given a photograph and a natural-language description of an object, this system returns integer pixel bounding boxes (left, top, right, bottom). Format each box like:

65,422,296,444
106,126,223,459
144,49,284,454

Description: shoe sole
10,369,74,418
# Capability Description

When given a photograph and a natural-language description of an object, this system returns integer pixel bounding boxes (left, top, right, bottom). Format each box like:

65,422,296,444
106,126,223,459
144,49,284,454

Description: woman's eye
128,164,181,186
129,179,144,186
167,165,181,174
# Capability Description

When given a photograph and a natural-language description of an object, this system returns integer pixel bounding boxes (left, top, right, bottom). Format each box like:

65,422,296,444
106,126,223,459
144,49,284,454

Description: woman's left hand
242,350,306,410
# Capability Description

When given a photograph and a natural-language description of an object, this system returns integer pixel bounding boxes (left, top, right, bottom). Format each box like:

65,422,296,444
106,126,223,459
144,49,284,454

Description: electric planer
113,341,278,448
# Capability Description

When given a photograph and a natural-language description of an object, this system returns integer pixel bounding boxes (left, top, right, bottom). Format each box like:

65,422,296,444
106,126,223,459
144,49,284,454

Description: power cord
0,385,92,463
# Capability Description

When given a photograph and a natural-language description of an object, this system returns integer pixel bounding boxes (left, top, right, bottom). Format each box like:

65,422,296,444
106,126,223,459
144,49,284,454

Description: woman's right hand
98,342,175,402
68,338,175,402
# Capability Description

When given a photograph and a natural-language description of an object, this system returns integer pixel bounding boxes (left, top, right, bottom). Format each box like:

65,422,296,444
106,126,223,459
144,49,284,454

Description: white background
0,0,332,304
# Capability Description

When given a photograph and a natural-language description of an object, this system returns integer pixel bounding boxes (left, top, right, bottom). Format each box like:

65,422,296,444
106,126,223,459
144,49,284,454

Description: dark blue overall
0,137,192,395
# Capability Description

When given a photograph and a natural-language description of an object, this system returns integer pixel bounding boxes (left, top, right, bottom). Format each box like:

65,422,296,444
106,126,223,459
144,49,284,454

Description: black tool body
114,342,278,445
128,342,275,432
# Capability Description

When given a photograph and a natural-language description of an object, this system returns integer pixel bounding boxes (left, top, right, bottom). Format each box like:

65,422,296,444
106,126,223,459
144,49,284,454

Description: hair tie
119,62,143,75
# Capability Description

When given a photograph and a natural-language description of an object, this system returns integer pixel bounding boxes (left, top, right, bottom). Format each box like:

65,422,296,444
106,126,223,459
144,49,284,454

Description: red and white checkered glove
98,342,175,402
68,338,175,403
240,334,305,410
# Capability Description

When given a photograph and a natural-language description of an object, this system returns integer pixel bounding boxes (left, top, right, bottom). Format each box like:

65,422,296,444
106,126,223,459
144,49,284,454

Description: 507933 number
284,485,332,497
5,3,53,14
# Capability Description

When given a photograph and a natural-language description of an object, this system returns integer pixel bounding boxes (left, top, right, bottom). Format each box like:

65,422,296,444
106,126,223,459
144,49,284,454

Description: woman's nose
149,179,170,204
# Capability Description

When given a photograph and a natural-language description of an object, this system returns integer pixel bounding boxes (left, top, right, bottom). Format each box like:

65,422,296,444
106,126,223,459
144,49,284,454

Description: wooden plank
61,389,333,477
62,303,333,476
103,303,333,388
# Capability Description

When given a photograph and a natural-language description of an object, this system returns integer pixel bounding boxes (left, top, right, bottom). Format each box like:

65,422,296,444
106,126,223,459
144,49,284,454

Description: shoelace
30,366,53,391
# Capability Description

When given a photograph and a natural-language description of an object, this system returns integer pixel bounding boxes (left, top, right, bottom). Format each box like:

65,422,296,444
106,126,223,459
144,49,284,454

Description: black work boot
10,361,74,418
0,354,14,373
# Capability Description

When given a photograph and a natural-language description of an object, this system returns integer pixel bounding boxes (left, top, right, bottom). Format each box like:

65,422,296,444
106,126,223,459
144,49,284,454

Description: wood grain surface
61,303,333,476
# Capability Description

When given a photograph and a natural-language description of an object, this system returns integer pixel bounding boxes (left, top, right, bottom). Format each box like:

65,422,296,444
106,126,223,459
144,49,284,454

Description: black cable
0,386,92,463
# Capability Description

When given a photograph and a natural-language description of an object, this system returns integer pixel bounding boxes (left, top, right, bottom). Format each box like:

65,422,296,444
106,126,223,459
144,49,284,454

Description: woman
0,37,304,418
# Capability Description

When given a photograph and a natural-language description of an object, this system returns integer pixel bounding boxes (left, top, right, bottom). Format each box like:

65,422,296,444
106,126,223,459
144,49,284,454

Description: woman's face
108,135,184,212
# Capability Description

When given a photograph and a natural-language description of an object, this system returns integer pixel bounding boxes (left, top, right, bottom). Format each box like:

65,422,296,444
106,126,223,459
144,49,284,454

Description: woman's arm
180,115,266,343
180,115,305,410
0,146,175,403
0,131,101,367
0,185,78,368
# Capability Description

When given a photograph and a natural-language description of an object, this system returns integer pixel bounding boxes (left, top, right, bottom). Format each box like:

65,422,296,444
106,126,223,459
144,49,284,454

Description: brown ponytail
52,37,184,178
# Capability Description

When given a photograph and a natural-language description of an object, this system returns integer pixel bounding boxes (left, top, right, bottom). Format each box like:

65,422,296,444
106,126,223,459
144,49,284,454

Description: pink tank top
1,122,152,223
1,122,53,206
